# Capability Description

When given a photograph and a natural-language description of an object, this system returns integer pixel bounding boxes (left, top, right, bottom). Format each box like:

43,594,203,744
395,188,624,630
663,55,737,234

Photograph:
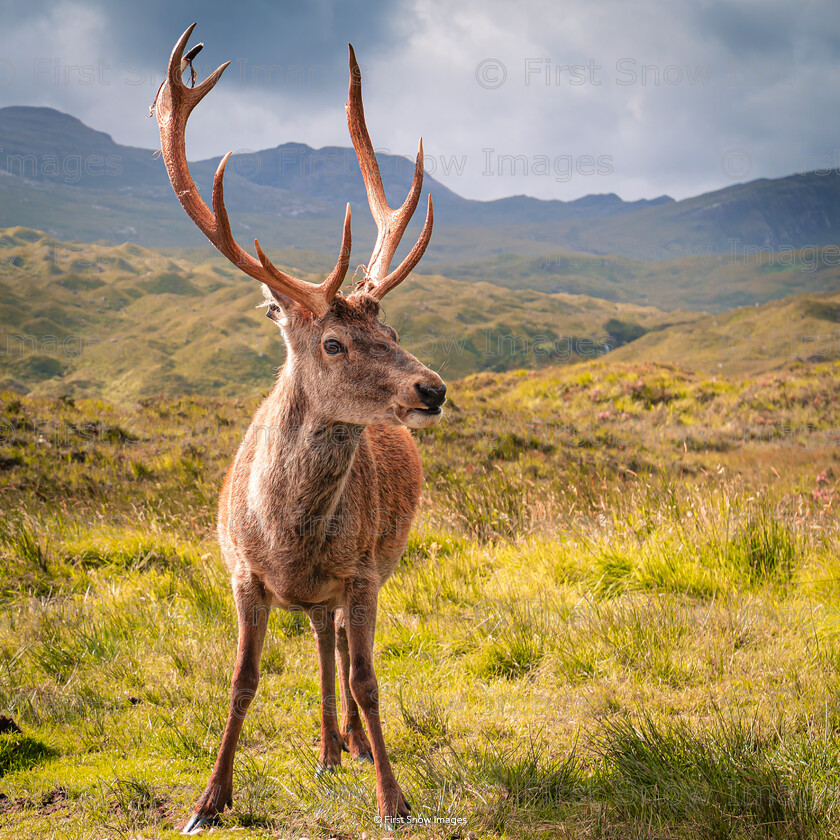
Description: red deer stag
154,24,445,834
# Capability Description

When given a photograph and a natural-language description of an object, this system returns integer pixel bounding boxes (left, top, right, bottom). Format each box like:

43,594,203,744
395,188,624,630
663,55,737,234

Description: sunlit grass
0,363,839,837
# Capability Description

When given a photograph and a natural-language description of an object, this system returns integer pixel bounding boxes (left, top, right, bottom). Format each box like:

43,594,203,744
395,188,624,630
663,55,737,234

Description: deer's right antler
154,24,351,317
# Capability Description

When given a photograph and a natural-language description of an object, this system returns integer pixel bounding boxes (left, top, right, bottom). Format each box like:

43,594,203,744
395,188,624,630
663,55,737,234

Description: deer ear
261,283,300,322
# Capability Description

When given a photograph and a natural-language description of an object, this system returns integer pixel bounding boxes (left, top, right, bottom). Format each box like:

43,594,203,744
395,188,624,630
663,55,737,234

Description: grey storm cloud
1,0,839,203
7,0,405,67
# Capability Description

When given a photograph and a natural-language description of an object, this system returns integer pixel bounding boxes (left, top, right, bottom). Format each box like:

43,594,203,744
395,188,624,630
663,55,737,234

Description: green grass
0,733,54,776
0,361,839,837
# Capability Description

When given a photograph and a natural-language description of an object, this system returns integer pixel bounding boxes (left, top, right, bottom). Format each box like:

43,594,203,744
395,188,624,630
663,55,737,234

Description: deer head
154,25,446,429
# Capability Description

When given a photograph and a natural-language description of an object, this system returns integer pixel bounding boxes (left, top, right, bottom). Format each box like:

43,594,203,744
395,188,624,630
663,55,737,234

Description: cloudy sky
0,0,837,202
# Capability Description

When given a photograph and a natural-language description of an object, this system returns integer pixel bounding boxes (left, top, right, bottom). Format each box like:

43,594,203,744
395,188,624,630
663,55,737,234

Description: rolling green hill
5,226,840,402
426,246,840,313
0,227,696,403
610,289,840,376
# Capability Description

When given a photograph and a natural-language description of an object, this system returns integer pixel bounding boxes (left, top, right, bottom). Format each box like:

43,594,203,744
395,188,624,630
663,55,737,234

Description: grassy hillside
1,360,839,837
7,227,840,406
0,227,696,402
428,246,840,313
611,289,840,375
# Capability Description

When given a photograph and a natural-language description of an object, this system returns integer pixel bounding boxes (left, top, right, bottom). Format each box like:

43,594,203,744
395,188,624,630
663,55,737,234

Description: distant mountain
0,107,163,189
552,171,840,261
1,106,838,268
0,106,670,255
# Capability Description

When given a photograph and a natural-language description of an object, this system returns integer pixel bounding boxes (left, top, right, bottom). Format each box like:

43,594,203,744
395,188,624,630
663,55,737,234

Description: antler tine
155,24,351,317
212,154,341,316
369,194,434,300
166,23,229,107
346,44,434,297
323,203,354,299
254,203,352,317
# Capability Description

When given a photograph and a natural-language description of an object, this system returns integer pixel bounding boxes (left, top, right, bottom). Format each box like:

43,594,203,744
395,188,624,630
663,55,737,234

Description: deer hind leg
335,607,373,762
183,574,270,835
345,582,411,823
307,606,343,774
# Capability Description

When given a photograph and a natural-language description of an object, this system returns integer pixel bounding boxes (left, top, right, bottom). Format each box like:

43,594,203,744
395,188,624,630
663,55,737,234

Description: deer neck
246,366,363,541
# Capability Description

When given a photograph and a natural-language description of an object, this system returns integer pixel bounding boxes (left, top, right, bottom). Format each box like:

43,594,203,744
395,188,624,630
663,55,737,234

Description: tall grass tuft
595,710,823,836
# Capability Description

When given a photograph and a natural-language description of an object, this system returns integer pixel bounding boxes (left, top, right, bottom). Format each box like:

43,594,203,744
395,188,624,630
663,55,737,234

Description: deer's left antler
346,44,434,300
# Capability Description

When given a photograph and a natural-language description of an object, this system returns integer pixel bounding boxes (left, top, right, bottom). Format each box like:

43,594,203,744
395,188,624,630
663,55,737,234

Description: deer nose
415,382,447,409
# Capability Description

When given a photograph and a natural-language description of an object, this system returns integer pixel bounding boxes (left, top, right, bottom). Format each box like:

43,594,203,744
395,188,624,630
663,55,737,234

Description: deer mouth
395,404,443,428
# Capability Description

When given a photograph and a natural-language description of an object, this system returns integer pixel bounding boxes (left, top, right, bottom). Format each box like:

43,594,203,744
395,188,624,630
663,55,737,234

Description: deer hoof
315,763,338,778
377,789,412,830
182,812,222,834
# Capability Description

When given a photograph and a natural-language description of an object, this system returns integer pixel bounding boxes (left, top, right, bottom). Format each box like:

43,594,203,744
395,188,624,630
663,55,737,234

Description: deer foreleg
308,606,343,773
183,575,270,834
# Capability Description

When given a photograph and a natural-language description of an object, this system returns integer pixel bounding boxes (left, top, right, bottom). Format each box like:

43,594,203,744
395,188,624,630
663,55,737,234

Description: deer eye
323,338,345,355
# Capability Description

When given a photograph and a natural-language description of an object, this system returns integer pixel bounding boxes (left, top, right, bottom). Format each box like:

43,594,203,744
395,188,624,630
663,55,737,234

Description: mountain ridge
0,106,672,219
1,106,839,265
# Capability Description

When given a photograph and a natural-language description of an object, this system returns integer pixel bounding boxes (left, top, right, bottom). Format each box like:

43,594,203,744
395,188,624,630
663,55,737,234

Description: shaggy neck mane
245,363,363,549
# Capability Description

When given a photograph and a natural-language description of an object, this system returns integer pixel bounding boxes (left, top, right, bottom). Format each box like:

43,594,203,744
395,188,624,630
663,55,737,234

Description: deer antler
346,45,434,300
154,24,351,317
